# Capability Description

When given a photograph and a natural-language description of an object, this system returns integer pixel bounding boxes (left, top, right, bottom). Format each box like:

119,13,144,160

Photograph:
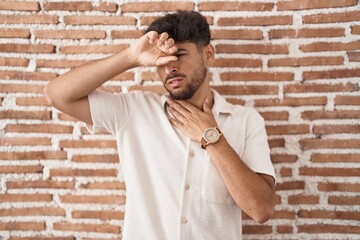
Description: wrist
124,47,141,68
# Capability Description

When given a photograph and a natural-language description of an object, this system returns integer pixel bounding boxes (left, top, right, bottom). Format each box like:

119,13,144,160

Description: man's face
157,42,207,100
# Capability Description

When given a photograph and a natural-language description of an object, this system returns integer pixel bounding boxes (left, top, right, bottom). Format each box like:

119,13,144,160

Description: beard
163,61,207,100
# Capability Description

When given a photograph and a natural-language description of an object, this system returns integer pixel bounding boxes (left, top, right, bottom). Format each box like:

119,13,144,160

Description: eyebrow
176,48,188,53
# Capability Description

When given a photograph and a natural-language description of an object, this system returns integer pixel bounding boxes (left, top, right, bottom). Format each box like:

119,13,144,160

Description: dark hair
144,10,211,50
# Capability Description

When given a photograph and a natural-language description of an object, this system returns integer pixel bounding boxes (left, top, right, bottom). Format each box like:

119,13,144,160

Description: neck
188,84,214,110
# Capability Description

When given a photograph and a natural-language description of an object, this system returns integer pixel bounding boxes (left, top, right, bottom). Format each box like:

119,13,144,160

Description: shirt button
181,217,188,224
185,184,190,190
189,151,195,158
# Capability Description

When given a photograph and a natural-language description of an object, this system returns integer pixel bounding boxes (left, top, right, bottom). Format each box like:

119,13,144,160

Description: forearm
206,137,276,223
44,47,139,104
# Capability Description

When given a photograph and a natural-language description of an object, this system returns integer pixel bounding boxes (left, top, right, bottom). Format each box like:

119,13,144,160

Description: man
44,10,276,240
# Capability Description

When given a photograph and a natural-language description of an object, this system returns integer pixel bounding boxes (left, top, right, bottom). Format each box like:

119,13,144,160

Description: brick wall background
0,0,359,239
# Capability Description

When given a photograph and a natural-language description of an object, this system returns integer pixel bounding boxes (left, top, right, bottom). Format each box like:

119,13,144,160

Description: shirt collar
161,89,234,117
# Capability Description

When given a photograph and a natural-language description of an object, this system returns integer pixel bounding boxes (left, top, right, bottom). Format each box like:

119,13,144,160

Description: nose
165,62,178,76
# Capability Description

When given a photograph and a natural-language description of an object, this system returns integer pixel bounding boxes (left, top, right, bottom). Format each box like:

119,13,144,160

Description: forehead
175,42,198,52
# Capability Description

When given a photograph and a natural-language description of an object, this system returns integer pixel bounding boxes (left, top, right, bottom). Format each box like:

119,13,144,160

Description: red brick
352,25,360,34
211,29,262,40
266,124,309,135
220,71,294,81
255,97,327,107
300,40,360,52
6,180,74,189
0,57,29,67
0,151,67,161
303,68,360,80
59,195,125,204
121,2,194,12
318,182,360,192
0,222,45,231
6,124,73,133
259,111,289,120
199,2,273,11
0,28,30,38
214,85,278,95
268,138,285,148
329,196,360,205
64,15,135,25
216,44,288,54
0,70,57,81
51,168,117,177
72,210,124,220
311,153,360,163
348,51,360,61
111,30,142,39
271,154,297,163
313,124,360,134
53,222,120,234
278,0,357,10
9,237,74,240
0,137,51,146
60,44,128,54
298,210,360,221
36,30,105,39
0,165,43,174
72,154,119,163
273,210,296,219
60,140,116,148
0,84,44,93
277,225,293,233
284,83,358,93
243,225,272,234
0,207,65,217
268,56,344,67
0,44,55,53
335,95,360,105
16,96,50,106
0,110,51,120
299,167,359,176
212,58,262,68
269,28,344,39
0,194,52,202
0,15,58,24
303,11,360,24
302,110,360,120
37,59,86,68
288,195,319,204
0,1,40,11
276,181,305,191
298,224,360,234
300,138,360,150
218,16,292,26
44,2,117,12
80,181,125,190
279,167,292,177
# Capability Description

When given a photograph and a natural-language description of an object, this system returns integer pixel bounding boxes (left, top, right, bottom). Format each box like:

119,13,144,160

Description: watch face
204,128,220,143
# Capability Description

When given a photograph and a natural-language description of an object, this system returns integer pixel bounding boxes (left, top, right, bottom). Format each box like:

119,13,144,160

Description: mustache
165,73,187,82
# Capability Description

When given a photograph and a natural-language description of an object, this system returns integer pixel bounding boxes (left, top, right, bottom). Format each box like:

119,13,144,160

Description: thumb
203,98,211,113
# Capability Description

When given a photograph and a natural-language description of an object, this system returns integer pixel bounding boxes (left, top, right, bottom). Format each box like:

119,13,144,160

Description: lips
167,77,184,88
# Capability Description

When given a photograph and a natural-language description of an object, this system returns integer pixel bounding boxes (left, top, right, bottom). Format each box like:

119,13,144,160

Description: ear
203,44,215,66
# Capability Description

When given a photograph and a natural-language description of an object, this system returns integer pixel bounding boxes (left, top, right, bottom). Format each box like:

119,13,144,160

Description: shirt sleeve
85,90,138,136
241,110,276,182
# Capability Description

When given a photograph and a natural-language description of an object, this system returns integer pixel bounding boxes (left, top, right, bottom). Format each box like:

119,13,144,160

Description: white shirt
86,89,275,240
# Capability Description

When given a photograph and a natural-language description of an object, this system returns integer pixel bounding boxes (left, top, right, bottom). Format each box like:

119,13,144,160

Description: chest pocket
201,156,235,205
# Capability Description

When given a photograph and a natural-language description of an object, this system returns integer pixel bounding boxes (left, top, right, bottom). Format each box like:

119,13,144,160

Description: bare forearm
44,47,138,104
206,137,275,223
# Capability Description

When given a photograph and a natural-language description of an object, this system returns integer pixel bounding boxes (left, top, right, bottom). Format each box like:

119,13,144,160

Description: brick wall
0,0,359,239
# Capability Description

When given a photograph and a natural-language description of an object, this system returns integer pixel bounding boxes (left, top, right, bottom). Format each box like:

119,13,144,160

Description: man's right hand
129,31,179,67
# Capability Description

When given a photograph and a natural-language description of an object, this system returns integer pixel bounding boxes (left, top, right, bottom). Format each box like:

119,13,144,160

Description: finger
169,117,183,128
169,106,186,122
167,99,191,115
203,98,211,113
157,32,169,46
155,55,178,66
146,31,158,44
168,45,178,54
176,100,199,113
165,38,175,47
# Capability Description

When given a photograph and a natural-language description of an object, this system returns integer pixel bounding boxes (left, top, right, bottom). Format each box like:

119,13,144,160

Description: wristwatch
201,127,223,149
